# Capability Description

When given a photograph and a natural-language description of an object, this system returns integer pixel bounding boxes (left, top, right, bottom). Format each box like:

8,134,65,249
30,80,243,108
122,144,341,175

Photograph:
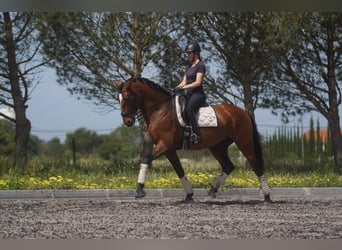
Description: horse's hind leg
235,138,271,202
208,141,235,198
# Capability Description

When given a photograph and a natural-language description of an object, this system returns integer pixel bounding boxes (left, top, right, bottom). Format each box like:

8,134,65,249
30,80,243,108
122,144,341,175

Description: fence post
72,136,76,167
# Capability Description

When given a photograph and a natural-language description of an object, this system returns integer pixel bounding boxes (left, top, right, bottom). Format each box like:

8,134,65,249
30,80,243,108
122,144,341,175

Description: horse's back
213,103,251,124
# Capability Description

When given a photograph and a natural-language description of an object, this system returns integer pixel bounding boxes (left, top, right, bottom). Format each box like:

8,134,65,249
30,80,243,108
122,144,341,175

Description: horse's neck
141,92,167,108
138,92,172,126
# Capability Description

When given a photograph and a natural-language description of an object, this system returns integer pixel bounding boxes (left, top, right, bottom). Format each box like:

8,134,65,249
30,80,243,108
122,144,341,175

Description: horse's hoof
183,193,194,203
208,186,218,198
264,194,271,203
135,190,146,199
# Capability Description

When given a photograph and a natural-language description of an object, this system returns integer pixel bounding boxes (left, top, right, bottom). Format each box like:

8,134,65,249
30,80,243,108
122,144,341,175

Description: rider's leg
185,92,206,144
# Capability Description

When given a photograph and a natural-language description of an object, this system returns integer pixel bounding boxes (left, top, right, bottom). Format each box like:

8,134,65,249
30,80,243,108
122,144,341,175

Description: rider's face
187,51,195,63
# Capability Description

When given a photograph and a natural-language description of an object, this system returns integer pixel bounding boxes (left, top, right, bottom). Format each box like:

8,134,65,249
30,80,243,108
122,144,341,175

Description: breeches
185,92,206,135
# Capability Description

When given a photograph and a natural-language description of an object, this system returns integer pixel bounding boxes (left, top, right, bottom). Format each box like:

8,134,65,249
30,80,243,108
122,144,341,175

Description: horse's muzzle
123,117,135,127
121,111,136,127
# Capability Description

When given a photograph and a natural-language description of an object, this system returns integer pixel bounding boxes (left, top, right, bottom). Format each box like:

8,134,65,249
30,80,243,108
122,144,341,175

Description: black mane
126,77,171,96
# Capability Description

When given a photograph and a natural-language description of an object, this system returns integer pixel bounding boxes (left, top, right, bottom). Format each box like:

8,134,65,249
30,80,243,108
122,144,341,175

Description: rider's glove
173,87,184,94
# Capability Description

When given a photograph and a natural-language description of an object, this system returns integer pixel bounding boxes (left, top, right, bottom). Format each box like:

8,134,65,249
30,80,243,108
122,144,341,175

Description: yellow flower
42,180,50,187
29,177,38,185
49,176,57,182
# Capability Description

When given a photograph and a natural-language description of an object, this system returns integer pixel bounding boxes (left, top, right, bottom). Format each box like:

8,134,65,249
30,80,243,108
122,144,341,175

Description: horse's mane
126,77,171,97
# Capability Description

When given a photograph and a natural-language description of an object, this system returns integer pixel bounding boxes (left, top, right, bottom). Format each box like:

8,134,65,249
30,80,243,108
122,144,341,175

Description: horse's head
114,80,137,127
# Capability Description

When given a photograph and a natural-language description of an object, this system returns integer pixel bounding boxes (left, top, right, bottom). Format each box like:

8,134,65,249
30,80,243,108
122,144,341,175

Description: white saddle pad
175,95,218,127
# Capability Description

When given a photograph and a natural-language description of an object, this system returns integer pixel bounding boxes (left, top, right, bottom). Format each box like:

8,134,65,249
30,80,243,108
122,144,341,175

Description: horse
115,77,271,202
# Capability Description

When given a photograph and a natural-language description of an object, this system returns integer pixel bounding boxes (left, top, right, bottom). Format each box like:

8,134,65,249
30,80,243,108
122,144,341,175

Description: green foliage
41,137,65,158
263,119,335,173
38,12,187,106
28,134,42,155
0,156,341,190
96,125,141,161
65,127,103,154
0,120,15,156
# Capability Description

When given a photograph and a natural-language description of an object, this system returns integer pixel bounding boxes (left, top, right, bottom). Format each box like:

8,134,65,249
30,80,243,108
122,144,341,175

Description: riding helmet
185,42,201,53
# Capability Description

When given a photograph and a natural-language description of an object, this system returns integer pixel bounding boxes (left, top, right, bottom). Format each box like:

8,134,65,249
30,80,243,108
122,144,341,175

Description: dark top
185,61,206,96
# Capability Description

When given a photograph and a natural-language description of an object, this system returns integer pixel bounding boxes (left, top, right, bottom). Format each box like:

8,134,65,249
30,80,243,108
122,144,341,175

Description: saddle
175,94,218,128
174,93,218,149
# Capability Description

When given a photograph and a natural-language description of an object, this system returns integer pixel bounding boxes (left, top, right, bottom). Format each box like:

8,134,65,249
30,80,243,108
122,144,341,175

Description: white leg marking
137,164,148,184
258,175,271,195
180,176,193,195
212,172,228,189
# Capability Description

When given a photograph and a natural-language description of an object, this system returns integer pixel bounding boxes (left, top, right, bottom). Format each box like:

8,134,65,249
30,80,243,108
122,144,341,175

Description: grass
0,156,341,190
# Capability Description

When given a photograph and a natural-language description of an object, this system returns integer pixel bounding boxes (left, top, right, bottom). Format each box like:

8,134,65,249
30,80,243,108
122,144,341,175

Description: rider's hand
173,87,184,94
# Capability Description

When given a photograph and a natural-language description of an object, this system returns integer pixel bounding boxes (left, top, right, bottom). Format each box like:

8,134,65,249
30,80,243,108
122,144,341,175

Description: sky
26,68,122,142
23,68,338,143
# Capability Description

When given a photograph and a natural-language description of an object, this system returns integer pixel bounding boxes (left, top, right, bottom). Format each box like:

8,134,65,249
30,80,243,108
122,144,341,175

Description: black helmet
185,42,201,53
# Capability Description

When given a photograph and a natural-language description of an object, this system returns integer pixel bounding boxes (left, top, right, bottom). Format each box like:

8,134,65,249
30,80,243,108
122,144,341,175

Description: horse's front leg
135,141,169,199
165,151,194,203
135,124,154,199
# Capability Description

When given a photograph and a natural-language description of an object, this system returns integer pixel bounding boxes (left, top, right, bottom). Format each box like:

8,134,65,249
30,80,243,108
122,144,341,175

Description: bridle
118,90,138,118
118,89,172,119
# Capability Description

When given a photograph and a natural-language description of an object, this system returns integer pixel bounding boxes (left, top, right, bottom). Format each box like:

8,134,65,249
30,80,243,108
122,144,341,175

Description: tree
271,13,342,172
39,12,187,107
97,125,141,160
65,128,102,155
0,12,49,168
190,13,275,119
308,116,315,155
42,137,65,158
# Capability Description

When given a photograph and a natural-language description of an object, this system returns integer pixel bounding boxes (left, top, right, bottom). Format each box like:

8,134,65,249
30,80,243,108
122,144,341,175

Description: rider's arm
176,75,187,88
182,72,203,90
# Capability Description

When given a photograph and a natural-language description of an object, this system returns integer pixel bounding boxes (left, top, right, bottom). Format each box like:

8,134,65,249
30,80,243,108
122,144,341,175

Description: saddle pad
175,95,218,127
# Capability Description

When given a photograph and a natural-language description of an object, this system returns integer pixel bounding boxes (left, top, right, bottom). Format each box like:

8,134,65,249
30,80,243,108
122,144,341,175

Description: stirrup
190,133,200,145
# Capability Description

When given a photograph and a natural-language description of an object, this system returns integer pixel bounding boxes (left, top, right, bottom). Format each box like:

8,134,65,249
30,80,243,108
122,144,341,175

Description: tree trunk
241,21,256,120
4,12,31,169
325,16,342,173
327,112,342,173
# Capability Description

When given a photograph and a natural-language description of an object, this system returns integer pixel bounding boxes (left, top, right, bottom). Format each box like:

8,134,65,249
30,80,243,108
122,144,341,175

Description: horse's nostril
124,119,134,127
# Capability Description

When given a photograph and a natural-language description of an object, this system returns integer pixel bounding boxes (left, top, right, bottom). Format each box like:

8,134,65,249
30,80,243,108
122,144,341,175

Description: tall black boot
187,113,201,145
189,123,200,145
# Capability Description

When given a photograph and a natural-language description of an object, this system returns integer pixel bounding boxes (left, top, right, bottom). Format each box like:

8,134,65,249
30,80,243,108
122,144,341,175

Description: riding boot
186,97,202,145
189,121,201,145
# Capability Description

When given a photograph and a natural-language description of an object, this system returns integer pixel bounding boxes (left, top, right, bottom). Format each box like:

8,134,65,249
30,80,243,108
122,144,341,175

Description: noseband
121,110,137,118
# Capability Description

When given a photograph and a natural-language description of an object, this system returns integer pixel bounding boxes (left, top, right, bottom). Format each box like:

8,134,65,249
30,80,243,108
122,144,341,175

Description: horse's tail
248,114,264,174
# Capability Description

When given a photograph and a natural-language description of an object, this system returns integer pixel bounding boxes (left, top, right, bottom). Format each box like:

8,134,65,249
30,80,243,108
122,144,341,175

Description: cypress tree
309,116,315,156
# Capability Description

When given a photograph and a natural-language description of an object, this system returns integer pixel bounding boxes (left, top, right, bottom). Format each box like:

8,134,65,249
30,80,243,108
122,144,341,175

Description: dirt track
0,197,341,239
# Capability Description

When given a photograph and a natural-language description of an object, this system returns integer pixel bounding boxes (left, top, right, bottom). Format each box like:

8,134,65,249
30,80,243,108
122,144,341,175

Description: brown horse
115,77,271,202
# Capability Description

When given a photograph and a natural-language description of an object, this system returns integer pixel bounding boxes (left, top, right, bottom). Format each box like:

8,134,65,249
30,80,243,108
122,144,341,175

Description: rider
176,42,207,145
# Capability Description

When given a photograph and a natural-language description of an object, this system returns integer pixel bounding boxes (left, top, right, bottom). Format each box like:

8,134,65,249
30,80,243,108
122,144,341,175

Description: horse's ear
113,80,123,101
114,80,122,89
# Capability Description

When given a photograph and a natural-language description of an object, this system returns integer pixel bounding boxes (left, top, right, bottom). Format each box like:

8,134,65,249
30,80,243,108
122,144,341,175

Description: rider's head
185,42,201,63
